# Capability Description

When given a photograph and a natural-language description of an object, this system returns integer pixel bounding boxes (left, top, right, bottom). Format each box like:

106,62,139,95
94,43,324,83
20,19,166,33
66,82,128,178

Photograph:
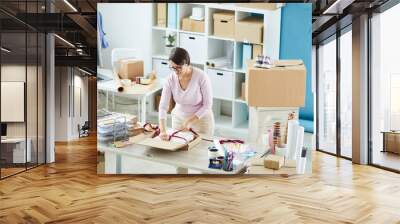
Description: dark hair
169,47,190,65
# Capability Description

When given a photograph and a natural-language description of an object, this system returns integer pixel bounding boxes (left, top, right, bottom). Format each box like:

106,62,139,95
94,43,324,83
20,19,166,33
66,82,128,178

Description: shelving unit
150,3,282,136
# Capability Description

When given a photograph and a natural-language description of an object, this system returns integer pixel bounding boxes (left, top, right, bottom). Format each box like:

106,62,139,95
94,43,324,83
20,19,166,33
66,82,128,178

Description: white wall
98,3,153,74
54,67,89,141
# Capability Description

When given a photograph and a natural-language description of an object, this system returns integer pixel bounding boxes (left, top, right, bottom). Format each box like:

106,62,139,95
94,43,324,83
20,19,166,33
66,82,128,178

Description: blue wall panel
280,3,314,132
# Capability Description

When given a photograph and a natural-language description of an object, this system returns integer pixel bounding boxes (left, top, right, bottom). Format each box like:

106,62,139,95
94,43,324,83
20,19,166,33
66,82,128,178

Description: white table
97,79,162,123
1,138,31,163
98,140,268,174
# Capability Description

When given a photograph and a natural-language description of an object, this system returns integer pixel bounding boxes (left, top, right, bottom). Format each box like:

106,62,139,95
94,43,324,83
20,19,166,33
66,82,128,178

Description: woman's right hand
159,132,169,141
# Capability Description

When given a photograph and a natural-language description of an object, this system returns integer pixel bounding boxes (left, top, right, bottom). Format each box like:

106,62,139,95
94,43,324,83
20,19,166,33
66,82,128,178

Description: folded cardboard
181,17,205,33
155,94,175,113
157,3,167,27
235,17,263,44
246,60,306,107
118,59,144,81
213,11,235,38
264,154,284,170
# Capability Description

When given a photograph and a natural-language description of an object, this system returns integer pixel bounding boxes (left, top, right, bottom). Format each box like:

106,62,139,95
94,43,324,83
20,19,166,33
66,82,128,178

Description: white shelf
235,98,247,104
208,35,235,42
179,30,205,36
151,3,282,135
152,26,178,32
152,54,169,60
215,115,232,128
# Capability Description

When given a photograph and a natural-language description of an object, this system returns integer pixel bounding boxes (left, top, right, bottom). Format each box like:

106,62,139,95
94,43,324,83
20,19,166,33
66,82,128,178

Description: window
317,36,337,154
371,3,400,171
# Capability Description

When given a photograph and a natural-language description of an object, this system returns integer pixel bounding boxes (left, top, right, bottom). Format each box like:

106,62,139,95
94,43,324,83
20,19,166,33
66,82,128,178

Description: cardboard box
213,11,235,38
252,44,263,59
264,154,284,170
118,59,144,81
235,17,263,44
157,3,167,27
235,3,284,11
246,60,306,107
181,17,205,33
155,94,175,113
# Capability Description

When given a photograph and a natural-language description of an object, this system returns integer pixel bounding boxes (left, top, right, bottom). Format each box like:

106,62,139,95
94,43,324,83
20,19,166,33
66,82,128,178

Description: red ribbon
168,128,199,143
219,139,244,144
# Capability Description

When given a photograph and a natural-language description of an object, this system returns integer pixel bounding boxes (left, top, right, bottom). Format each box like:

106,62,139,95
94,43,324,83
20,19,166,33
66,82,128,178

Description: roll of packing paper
285,120,299,160
295,126,305,160
296,147,307,174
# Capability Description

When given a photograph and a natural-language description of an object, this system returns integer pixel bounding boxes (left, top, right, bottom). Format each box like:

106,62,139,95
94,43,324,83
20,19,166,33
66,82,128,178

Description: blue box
167,3,177,29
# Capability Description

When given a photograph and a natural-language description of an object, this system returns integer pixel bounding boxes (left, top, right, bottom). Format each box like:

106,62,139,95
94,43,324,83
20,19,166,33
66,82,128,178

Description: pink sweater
159,67,213,120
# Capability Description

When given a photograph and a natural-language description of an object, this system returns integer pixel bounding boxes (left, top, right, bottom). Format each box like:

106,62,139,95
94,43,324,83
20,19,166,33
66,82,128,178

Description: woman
158,47,214,140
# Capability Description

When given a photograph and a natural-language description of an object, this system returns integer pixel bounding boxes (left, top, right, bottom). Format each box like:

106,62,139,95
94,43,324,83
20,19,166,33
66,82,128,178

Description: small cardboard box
264,154,284,170
157,3,167,27
246,60,306,107
213,11,235,38
181,17,205,33
235,17,263,44
118,59,144,81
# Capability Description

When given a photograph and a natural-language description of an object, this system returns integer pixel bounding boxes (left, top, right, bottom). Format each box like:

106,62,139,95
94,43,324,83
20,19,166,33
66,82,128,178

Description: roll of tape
208,147,219,159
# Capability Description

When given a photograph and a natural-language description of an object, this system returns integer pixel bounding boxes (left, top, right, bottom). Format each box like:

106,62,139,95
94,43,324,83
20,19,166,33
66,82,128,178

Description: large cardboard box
118,59,144,81
181,17,205,33
246,60,306,107
235,17,263,44
157,3,167,27
213,11,235,38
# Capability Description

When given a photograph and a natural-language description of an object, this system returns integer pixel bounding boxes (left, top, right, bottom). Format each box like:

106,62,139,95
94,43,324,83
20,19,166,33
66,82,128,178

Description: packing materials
248,107,299,145
118,59,144,81
246,60,306,107
285,120,305,161
264,154,284,170
181,17,205,33
213,11,235,38
296,147,307,174
252,44,263,59
285,120,299,159
190,7,204,20
157,3,167,27
242,44,252,69
167,3,177,29
235,17,263,44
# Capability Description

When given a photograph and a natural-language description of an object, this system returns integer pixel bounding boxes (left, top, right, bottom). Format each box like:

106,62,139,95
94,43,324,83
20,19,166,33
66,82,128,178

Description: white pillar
46,33,55,163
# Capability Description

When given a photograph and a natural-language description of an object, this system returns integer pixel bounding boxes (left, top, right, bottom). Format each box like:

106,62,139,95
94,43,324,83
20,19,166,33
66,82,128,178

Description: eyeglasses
169,65,183,72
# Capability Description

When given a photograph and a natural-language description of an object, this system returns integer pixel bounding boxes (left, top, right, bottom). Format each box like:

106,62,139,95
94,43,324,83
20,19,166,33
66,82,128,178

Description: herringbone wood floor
1,136,400,224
